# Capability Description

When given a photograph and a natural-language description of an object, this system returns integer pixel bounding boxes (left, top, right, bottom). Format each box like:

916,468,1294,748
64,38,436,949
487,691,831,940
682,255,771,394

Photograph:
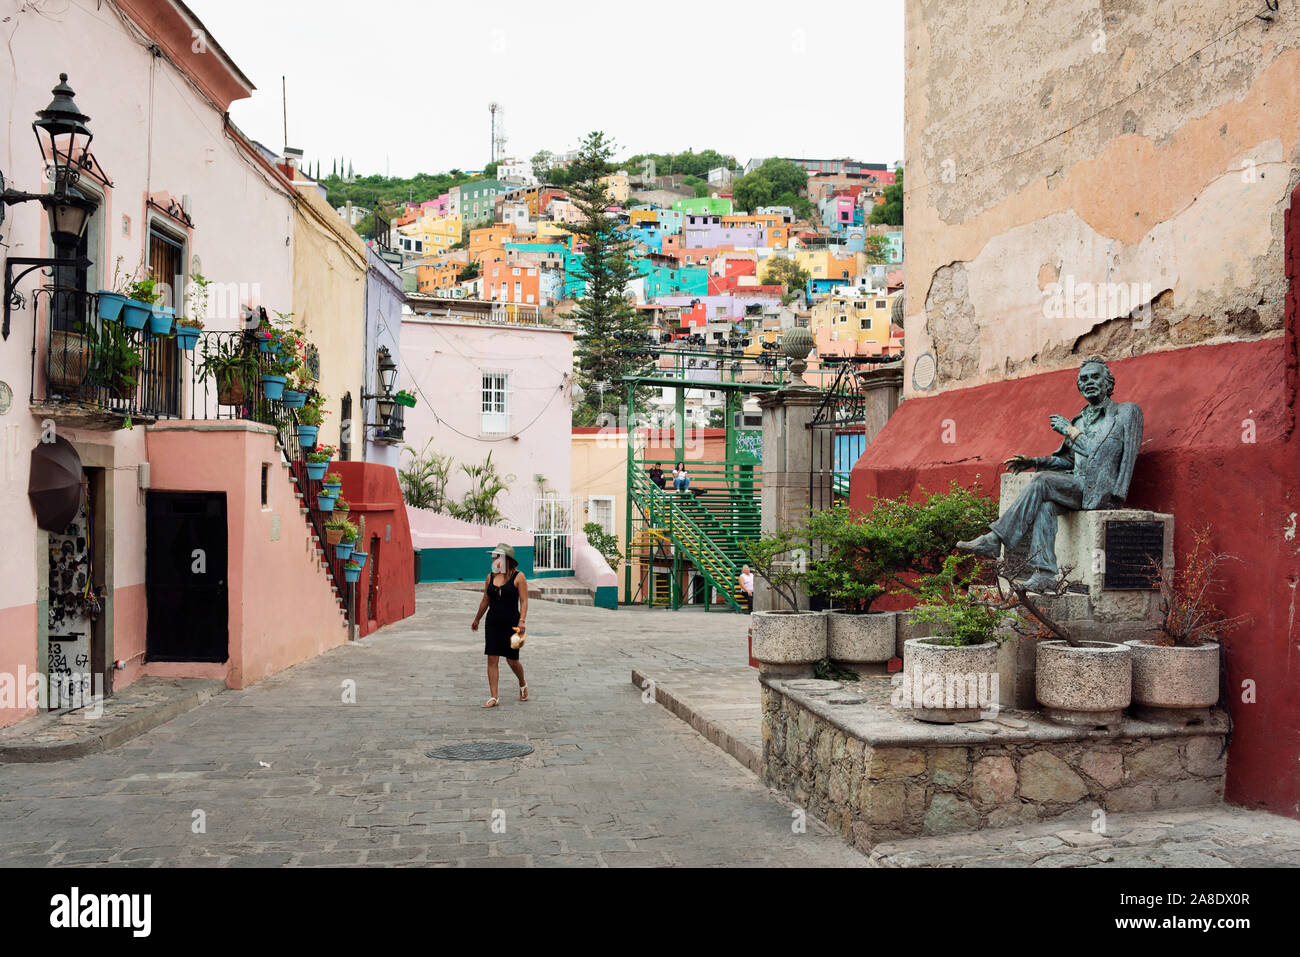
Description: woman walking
470,543,529,708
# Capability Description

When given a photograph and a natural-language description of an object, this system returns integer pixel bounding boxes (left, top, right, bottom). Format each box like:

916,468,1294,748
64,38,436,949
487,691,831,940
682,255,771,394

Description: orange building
485,261,540,305
469,224,517,263
416,257,468,294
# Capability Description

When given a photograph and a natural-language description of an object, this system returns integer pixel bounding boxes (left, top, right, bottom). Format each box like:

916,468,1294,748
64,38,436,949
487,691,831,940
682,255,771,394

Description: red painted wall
849,189,1300,817
328,462,415,637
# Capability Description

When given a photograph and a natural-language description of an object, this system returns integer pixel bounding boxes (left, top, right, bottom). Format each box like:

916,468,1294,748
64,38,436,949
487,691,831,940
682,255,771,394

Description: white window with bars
588,495,615,536
481,371,511,434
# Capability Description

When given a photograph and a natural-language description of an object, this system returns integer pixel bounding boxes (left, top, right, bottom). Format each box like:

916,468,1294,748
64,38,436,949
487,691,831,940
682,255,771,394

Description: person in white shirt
739,564,754,611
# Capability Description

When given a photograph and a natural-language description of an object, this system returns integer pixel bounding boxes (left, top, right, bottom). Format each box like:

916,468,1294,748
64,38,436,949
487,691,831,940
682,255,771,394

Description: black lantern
376,346,398,395
2,74,97,341
33,73,93,194
2,74,95,235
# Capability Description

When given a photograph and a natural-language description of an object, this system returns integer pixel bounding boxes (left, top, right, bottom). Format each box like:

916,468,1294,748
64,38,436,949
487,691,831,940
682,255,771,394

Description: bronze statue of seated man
957,356,1143,592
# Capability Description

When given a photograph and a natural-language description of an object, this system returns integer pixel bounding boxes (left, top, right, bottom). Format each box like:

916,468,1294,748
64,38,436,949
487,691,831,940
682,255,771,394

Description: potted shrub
197,336,259,406
899,555,1006,723
324,517,347,545
304,444,335,481
343,559,362,584
147,304,175,337
351,548,369,569
395,388,417,408
296,392,326,449
807,485,997,665
281,369,311,409
175,271,209,351
317,486,338,513
47,323,94,392
335,521,358,560
1128,528,1245,723
744,530,826,668
987,556,1134,728
85,321,142,400
121,276,162,330
333,495,351,515
98,261,133,322
261,345,296,402
322,472,342,490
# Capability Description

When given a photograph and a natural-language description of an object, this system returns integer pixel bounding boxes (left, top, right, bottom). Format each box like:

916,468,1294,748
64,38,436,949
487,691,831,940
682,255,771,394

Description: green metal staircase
628,465,761,611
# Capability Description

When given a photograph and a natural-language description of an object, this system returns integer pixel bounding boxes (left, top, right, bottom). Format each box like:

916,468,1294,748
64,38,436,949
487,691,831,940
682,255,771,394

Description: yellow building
629,208,658,227
399,212,462,257
571,430,629,571
290,180,366,454
536,221,574,244
810,292,897,348
599,172,630,204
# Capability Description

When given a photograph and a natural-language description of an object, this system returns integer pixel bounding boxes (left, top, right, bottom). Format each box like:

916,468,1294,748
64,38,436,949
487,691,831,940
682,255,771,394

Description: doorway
145,491,229,662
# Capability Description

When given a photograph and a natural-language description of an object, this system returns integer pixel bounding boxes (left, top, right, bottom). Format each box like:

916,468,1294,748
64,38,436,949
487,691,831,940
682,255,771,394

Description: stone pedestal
755,388,832,612
999,473,1173,622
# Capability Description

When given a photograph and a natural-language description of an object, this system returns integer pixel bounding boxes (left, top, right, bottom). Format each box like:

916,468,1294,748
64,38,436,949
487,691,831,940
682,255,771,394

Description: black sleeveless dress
484,573,522,660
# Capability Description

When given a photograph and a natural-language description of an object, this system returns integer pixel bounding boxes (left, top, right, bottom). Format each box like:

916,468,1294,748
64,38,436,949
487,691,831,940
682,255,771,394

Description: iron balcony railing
32,287,182,418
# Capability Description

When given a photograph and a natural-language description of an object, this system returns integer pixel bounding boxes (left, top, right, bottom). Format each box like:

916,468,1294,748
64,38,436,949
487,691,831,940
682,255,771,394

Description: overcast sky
186,0,904,178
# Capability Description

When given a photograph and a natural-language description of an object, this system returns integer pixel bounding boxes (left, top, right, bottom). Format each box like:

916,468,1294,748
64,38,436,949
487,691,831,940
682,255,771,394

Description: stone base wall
761,683,1226,852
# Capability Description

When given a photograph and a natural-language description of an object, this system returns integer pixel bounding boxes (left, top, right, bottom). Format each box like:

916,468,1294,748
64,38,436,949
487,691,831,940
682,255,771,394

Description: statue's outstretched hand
1049,414,1072,435
1004,454,1035,473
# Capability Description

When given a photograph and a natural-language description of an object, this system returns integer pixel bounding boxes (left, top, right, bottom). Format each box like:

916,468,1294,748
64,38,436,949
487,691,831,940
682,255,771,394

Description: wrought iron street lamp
1,73,95,239
362,345,400,431
2,73,98,341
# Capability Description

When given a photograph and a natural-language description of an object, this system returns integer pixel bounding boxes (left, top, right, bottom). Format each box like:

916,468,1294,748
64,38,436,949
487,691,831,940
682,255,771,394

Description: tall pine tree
560,131,648,426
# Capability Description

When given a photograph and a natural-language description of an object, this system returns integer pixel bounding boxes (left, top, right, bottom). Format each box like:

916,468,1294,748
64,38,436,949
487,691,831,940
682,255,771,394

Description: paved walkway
0,589,861,867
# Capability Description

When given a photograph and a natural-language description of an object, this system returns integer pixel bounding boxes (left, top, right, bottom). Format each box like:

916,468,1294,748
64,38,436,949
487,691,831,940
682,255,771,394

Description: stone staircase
529,576,594,606
280,457,349,622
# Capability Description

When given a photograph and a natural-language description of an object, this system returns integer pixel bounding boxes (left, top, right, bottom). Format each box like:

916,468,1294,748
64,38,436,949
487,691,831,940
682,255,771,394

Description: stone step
553,596,594,606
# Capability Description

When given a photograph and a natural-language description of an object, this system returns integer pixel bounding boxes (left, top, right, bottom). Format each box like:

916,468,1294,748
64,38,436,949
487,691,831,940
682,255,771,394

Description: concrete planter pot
899,637,999,723
1127,640,1220,723
751,611,826,665
1036,640,1131,729
826,611,897,663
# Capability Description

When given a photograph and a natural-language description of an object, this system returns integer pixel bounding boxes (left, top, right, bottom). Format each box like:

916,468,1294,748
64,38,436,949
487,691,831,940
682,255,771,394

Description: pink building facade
0,0,370,728
399,311,575,533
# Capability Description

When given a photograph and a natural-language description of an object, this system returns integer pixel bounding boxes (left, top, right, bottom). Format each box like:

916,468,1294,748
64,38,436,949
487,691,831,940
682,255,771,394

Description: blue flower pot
97,291,126,322
147,306,174,336
344,567,361,584
258,337,279,354
175,326,201,350
351,551,368,568
296,425,318,449
335,542,354,561
281,388,306,408
317,492,336,512
305,461,328,481
121,299,151,329
262,374,287,400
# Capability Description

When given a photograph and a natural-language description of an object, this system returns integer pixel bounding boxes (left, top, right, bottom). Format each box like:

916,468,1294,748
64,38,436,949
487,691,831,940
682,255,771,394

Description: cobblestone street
0,588,862,867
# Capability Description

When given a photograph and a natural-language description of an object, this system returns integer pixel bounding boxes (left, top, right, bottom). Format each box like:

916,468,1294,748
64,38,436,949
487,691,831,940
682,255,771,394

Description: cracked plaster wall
905,0,1300,393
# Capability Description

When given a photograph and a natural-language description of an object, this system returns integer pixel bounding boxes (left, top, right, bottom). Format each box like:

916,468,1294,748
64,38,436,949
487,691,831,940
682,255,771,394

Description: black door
146,491,229,662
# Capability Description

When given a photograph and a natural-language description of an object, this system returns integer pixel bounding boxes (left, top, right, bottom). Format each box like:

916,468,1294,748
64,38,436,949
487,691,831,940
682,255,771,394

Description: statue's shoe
956,532,1001,558
1015,571,1057,592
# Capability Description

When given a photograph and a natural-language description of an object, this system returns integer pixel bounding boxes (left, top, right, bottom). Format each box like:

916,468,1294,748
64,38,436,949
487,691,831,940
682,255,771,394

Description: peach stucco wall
146,421,348,689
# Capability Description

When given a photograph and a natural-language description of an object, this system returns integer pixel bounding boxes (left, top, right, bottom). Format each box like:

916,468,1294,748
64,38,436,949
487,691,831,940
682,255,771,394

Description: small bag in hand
510,624,526,650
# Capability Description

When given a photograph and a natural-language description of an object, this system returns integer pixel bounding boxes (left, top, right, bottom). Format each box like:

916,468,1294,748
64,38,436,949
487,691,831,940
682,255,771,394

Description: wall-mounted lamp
2,73,98,341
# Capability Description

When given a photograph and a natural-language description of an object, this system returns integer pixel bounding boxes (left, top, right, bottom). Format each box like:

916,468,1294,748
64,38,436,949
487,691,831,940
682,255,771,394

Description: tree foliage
760,258,810,294
583,521,623,572
558,131,650,426
731,159,808,213
869,168,903,226
399,439,454,512
623,148,737,179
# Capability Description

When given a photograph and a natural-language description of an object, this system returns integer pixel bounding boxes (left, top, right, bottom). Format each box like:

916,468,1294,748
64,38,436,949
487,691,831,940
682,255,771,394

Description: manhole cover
425,741,534,761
